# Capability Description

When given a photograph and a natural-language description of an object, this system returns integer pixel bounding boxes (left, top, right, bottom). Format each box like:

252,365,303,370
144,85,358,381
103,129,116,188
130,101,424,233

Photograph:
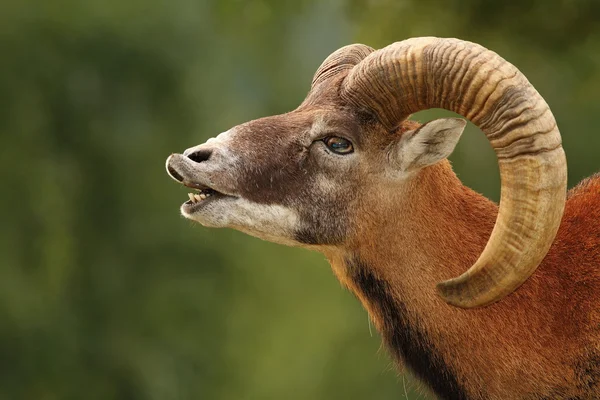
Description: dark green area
2,1,598,399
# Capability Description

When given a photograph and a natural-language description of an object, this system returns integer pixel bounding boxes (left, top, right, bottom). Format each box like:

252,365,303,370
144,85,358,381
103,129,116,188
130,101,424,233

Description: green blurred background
2,0,599,399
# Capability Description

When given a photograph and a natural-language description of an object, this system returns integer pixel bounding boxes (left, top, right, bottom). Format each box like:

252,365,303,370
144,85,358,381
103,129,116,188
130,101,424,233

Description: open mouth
165,153,236,213
182,182,230,210
185,187,219,205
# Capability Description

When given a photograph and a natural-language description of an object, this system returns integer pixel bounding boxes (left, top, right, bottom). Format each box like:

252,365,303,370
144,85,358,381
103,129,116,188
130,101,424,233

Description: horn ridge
311,44,375,89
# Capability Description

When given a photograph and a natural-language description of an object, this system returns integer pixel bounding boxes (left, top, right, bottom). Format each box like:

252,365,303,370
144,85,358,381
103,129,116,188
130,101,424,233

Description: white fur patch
183,196,301,246
183,128,241,175
230,199,301,246
309,115,329,139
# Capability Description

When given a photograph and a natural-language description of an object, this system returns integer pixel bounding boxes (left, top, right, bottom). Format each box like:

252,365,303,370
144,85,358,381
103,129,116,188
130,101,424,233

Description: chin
180,196,235,228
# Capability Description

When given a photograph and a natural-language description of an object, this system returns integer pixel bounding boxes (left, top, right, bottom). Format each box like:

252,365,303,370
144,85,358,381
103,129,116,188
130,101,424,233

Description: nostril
187,149,213,163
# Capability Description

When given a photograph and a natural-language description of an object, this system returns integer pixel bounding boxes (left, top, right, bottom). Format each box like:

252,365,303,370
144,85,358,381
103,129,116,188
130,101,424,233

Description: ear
395,117,467,171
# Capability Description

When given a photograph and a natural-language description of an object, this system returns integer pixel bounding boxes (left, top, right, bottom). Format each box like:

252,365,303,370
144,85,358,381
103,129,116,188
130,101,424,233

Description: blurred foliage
1,0,599,399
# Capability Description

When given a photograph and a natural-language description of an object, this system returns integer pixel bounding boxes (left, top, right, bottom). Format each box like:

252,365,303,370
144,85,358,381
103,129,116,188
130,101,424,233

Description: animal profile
166,37,600,399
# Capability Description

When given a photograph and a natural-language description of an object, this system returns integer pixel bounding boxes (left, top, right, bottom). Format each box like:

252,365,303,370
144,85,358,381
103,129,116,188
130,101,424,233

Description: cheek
235,146,309,205
293,174,355,245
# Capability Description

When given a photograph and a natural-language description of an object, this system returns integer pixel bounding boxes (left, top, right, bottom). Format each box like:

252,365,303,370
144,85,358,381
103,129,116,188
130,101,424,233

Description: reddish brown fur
167,66,599,398
324,160,600,399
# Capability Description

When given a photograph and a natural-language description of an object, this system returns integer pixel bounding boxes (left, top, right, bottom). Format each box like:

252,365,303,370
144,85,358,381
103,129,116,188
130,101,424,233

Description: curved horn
311,44,375,89
341,37,567,308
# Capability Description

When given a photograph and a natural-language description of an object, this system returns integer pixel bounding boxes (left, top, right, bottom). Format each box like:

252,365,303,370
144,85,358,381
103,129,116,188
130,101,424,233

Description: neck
332,161,498,299
323,161,558,399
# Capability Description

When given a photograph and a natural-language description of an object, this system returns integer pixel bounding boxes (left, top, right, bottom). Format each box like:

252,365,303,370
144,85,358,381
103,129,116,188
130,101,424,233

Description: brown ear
395,118,467,171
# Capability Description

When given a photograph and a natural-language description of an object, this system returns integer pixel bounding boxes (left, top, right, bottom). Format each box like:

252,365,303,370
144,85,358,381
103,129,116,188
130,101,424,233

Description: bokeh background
2,0,600,399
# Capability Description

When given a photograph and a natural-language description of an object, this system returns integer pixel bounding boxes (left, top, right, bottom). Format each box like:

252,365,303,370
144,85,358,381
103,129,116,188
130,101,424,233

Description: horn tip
436,279,500,309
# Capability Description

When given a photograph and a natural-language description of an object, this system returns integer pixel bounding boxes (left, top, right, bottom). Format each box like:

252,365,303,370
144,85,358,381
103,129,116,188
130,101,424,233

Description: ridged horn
340,37,567,308
311,44,375,89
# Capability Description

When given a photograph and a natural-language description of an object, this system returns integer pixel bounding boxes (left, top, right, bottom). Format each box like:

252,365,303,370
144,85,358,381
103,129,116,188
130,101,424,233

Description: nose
183,146,213,163
165,154,184,182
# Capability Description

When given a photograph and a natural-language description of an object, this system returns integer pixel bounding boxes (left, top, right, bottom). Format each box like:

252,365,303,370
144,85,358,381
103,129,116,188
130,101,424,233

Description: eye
323,136,354,154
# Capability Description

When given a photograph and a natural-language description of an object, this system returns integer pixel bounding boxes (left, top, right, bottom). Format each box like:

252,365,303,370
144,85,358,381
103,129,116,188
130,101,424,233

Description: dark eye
323,136,354,154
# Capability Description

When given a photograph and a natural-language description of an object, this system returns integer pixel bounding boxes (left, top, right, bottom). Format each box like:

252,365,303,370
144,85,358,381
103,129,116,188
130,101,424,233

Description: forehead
234,107,370,147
